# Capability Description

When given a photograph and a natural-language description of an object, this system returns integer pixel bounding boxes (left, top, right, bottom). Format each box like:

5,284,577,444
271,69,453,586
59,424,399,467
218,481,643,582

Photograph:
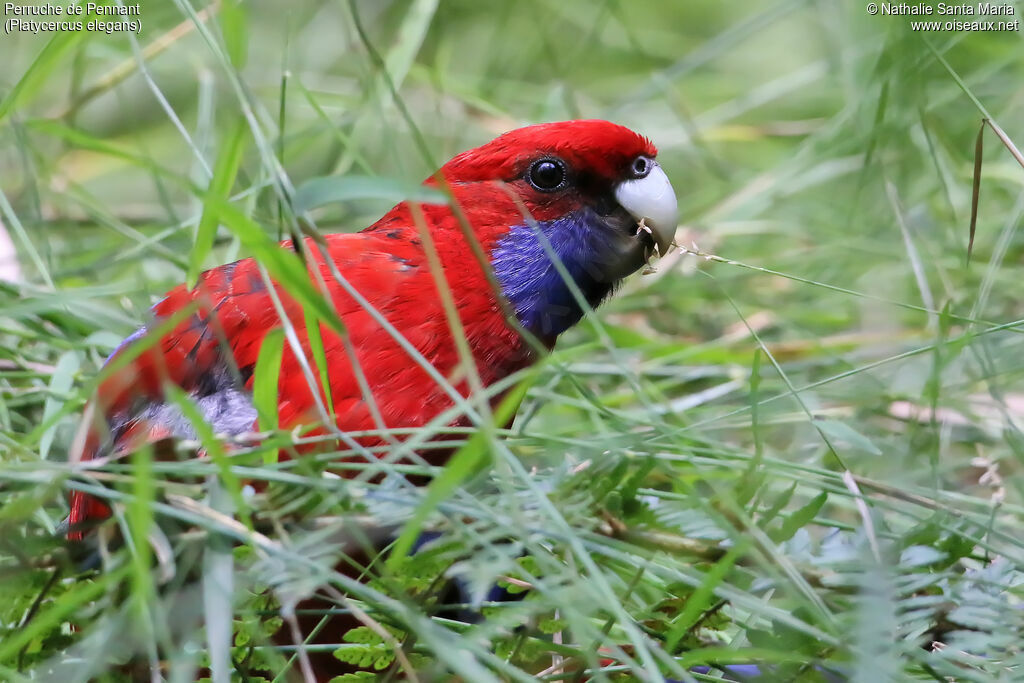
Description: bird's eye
527,158,567,191
630,156,653,179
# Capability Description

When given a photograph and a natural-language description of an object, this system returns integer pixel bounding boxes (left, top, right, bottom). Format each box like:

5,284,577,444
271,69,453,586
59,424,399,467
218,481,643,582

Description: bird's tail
66,411,110,541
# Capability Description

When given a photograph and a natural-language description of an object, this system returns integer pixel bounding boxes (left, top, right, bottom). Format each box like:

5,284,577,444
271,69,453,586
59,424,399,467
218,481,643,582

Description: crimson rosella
67,119,678,539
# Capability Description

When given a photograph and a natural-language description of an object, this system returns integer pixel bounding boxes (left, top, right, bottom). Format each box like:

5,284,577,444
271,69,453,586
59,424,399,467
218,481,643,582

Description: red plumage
67,120,667,539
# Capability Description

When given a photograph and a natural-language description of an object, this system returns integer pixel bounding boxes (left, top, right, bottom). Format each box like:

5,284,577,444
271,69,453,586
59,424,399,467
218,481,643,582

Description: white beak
614,162,678,257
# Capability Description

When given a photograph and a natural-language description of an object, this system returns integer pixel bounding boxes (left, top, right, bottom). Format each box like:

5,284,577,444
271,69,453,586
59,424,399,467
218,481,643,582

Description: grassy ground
1,0,1023,680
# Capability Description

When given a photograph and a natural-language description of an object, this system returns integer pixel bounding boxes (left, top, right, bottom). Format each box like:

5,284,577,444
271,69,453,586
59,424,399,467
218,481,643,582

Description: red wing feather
68,217,531,537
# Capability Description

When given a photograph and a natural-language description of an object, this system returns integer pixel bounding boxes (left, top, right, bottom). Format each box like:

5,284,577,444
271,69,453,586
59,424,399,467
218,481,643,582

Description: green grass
2,0,1024,681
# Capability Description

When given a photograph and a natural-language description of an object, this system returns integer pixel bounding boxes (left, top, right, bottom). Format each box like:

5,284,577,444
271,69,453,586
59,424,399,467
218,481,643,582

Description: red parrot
67,119,678,539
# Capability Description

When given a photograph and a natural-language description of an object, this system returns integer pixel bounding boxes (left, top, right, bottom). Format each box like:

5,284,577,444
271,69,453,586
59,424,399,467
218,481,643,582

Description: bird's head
437,120,679,344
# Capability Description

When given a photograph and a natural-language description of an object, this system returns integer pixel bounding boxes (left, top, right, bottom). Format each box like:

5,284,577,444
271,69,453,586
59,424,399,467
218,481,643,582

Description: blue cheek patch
491,210,620,341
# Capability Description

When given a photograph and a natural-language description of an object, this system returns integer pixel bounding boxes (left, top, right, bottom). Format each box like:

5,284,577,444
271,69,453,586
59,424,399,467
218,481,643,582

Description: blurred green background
2,0,1023,680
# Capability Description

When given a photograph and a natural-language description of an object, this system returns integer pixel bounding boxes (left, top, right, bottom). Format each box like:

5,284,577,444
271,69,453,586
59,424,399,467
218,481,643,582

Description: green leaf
773,492,827,543
328,674,377,683
221,0,248,68
814,418,882,456
26,119,166,174
0,31,86,122
0,567,126,664
344,626,382,645
39,350,80,460
253,327,284,440
191,117,248,286
383,0,438,87
293,175,446,214
665,540,748,653
197,194,342,334
538,617,566,634
127,444,156,612
304,309,335,416
759,483,796,526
